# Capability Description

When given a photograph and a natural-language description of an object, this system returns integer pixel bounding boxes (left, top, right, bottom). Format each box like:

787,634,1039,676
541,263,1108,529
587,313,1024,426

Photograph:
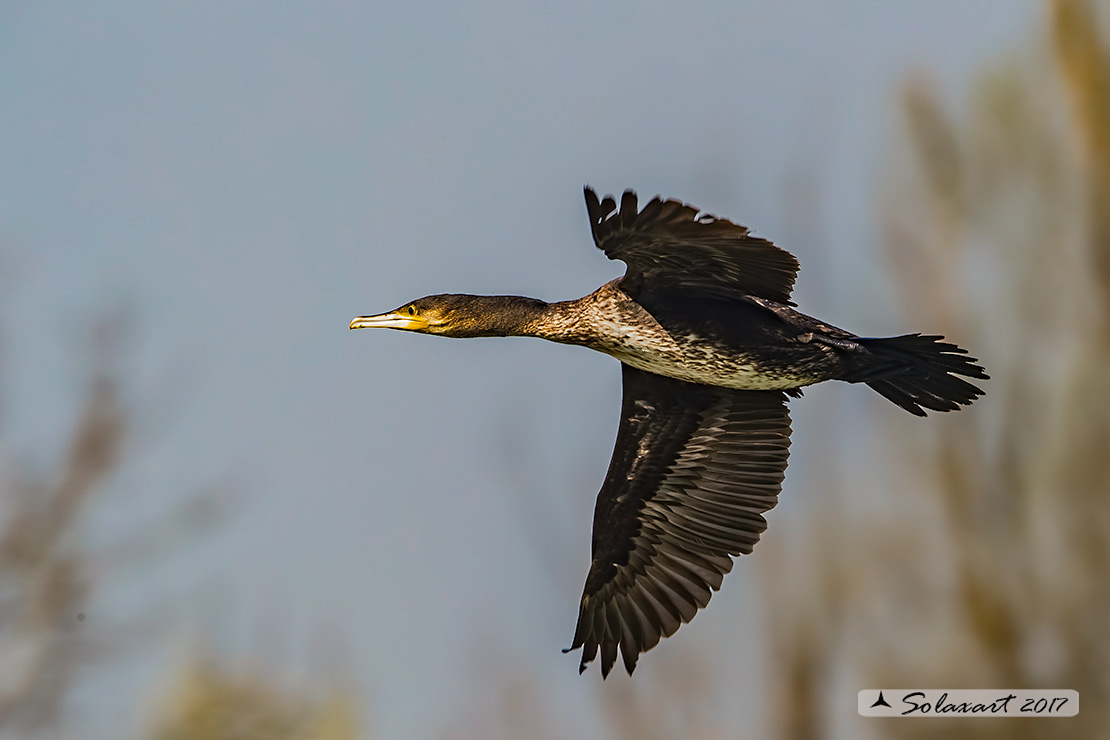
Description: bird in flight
350,187,987,677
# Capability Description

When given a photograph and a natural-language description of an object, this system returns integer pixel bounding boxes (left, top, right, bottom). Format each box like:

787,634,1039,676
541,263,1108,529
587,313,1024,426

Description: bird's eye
407,305,416,316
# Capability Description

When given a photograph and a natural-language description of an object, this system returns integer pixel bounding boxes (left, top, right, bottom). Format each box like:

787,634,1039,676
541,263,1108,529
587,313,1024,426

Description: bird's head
349,294,548,338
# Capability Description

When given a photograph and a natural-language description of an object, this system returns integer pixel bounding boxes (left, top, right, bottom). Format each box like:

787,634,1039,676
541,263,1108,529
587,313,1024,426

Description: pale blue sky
2,2,1031,738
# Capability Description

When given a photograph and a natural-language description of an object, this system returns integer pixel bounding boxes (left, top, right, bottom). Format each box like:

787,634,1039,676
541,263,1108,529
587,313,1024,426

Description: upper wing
567,365,792,677
584,187,800,305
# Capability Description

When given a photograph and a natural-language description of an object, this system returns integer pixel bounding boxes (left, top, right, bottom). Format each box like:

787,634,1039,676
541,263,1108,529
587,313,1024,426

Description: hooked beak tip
349,315,382,330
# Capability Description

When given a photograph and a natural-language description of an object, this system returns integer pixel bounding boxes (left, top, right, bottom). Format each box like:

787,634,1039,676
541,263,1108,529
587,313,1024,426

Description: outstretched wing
584,187,800,305
567,365,792,677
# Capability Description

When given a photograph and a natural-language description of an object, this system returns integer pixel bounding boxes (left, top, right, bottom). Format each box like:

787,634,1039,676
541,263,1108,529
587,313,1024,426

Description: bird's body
492,279,839,390
350,187,988,677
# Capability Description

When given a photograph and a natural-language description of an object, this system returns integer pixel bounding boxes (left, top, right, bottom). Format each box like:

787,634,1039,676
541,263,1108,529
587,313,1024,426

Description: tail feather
844,334,988,416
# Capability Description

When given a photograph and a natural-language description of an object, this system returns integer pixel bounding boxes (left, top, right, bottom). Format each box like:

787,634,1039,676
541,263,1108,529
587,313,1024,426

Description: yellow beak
349,312,429,331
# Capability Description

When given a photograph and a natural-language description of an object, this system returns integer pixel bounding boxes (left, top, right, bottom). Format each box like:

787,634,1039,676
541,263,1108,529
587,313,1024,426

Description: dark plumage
350,187,988,677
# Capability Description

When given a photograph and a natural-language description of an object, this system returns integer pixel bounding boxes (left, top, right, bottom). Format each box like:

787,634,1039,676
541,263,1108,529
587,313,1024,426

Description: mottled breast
559,281,827,391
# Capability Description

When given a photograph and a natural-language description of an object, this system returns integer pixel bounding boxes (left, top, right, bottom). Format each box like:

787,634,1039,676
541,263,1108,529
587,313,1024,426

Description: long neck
446,295,556,337
521,280,638,347
447,284,631,348
500,281,633,347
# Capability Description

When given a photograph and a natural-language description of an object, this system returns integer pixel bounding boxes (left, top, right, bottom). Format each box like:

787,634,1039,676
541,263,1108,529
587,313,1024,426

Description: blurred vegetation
766,0,1110,737
0,318,125,735
149,649,358,740
0,311,355,739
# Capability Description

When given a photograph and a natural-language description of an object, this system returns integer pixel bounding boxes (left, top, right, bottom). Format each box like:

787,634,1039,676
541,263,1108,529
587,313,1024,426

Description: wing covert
567,365,792,677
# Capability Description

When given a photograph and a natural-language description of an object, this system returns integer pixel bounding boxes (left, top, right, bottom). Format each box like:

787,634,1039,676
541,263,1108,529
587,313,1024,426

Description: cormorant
349,187,987,677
